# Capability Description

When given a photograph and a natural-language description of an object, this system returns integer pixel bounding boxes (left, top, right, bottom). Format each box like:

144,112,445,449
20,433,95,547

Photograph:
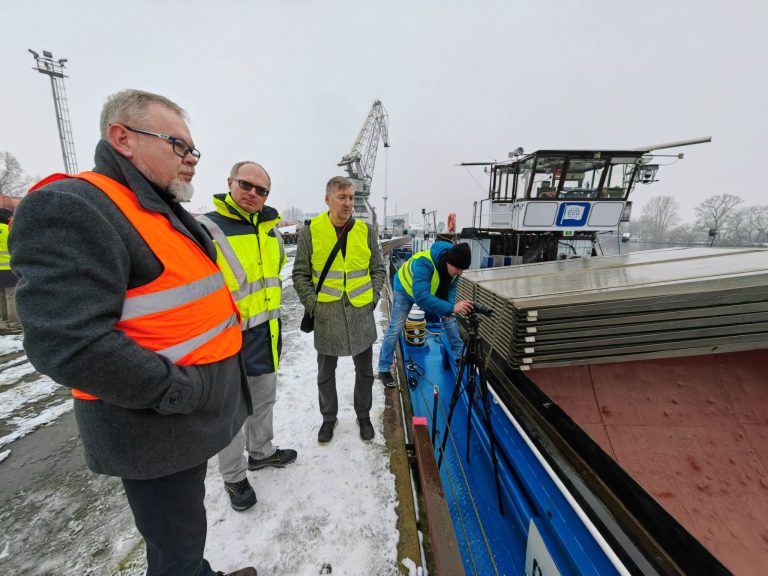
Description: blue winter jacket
393,241,457,317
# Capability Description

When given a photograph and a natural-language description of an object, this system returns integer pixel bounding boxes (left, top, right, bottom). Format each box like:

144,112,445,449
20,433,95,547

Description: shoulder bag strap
315,221,352,294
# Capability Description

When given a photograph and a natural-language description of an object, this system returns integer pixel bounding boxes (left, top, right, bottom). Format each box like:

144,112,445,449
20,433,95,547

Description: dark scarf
435,254,452,300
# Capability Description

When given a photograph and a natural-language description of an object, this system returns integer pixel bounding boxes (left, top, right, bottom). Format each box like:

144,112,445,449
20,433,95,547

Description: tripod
437,311,505,515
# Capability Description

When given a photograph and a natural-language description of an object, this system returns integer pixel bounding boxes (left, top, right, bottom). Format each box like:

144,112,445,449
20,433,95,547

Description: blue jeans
442,315,464,359
378,290,414,373
378,290,464,372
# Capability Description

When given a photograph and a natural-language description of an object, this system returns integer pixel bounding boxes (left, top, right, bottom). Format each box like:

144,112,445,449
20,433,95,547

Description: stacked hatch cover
456,247,768,370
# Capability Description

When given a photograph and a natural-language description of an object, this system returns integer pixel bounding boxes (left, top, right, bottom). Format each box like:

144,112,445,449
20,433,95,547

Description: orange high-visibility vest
29,172,242,400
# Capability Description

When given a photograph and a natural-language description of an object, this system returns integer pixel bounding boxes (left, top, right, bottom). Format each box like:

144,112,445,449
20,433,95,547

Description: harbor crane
337,100,390,229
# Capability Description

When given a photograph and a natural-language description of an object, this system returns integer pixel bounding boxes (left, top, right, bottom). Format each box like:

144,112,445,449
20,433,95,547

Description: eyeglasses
235,179,269,197
122,125,201,160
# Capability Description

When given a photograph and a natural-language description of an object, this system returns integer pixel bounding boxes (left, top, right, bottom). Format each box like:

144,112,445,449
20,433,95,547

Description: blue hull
403,326,627,576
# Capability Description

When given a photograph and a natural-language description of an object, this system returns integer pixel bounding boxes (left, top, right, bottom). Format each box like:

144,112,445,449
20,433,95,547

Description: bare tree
0,152,33,197
638,195,681,242
667,222,699,244
694,193,743,243
723,207,751,244
746,206,768,244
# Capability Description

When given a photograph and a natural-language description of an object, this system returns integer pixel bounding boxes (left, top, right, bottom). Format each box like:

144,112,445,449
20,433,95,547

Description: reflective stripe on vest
0,223,10,271
397,249,439,298
28,172,243,401
197,214,283,329
309,215,373,307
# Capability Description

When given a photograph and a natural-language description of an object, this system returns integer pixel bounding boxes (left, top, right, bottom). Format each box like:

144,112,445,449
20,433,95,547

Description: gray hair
230,161,272,188
325,175,353,197
99,89,187,139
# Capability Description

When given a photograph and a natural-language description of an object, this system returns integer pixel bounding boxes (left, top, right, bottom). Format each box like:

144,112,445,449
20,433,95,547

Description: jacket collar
94,140,175,215
93,140,216,260
212,192,281,228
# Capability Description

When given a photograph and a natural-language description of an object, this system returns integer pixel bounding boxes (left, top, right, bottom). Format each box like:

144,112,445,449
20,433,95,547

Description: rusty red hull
530,349,768,575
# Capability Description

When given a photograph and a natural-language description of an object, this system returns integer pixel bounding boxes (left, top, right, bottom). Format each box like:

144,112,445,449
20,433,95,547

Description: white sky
1,0,766,227
0,254,411,575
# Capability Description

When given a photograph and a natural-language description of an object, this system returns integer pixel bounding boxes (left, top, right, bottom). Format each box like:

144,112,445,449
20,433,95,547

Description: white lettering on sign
564,205,584,220
525,519,562,576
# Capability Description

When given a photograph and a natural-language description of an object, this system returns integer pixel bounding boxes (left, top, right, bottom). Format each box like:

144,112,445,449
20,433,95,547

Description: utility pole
29,49,78,174
383,186,388,233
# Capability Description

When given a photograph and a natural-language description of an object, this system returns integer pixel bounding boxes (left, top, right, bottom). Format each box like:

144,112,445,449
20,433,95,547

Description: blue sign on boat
556,202,590,227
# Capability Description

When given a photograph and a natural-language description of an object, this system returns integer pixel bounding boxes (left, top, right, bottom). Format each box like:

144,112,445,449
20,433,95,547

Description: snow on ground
0,247,410,575
201,322,400,575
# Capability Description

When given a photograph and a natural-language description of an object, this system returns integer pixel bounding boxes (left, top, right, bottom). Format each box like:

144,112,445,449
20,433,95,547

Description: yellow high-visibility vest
397,249,439,298
310,213,373,307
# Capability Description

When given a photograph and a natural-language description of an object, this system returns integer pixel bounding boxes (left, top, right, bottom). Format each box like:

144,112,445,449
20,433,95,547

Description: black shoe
248,448,298,470
358,417,375,441
220,568,257,576
378,371,396,388
224,478,257,511
318,420,338,444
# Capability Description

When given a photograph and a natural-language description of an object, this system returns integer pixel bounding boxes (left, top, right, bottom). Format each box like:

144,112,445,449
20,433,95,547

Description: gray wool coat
8,141,250,480
292,217,386,357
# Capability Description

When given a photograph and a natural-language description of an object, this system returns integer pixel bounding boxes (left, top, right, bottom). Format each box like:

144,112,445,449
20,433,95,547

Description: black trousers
317,346,373,422
122,461,217,576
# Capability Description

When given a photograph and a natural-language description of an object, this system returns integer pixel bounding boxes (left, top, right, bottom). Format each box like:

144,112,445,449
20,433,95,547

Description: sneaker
318,420,338,444
248,448,298,470
378,371,396,388
220,569,257,576
224,478,257,511
358,417,375,441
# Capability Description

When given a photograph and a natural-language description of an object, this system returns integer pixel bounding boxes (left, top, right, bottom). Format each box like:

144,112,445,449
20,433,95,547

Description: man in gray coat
292,176,386,444
9,90,256,576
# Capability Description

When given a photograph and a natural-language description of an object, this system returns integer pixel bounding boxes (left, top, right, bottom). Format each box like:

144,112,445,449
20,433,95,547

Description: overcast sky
1,0,766,228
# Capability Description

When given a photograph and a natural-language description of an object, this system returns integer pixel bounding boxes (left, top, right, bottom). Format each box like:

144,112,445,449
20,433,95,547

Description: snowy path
0,248,405,575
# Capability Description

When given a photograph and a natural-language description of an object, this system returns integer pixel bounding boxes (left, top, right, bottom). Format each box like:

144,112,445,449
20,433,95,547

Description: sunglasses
235,179,270,197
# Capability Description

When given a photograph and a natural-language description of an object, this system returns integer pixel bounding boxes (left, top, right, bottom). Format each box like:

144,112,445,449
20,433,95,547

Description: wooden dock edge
383,379,422,574
410,417,466,576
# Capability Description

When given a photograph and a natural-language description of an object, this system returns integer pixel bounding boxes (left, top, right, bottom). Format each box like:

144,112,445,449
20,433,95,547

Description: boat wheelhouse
462,138,710,264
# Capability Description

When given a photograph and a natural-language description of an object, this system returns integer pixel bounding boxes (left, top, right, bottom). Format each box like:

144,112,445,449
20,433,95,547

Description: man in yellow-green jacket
0,208,18,328
198,161,297,512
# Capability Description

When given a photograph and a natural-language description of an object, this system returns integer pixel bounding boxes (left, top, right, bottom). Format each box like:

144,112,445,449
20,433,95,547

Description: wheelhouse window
530,156,566,199
559,158,607,199
600,156,639,199
515,157,535,200
487,151,642,203
490,164,515,202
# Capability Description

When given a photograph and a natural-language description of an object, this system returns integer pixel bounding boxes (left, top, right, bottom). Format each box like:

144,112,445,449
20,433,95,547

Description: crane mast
337,100,390,228
28,49,79,174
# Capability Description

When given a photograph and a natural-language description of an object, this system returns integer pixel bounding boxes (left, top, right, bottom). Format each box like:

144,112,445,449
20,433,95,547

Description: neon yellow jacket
198,193,285,375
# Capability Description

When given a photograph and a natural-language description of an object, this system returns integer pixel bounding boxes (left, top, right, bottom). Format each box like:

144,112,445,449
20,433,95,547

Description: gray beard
168,179,194,203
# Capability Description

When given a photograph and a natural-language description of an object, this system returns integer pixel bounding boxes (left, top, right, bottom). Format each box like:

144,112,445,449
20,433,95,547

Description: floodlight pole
29,49,79,174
